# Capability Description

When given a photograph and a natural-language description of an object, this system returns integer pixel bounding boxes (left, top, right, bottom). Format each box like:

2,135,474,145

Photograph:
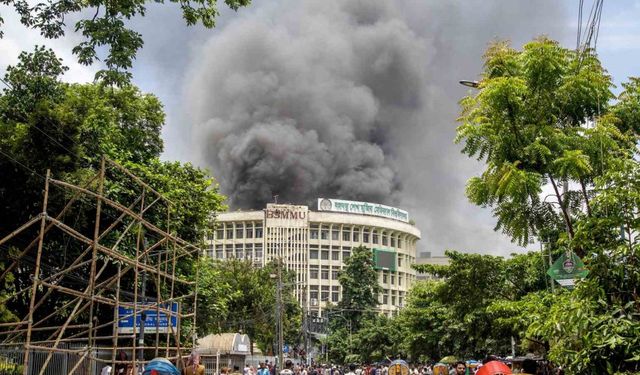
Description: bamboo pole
111,262,122,371
0,173,100,282
131,188,145,375
22,169,50,375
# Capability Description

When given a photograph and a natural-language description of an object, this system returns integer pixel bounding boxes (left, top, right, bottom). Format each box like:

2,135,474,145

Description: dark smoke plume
185,0,567,253
189,1,425,208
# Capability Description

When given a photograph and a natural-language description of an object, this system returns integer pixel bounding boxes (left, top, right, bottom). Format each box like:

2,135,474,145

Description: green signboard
547,251,589,288
373,248,396,272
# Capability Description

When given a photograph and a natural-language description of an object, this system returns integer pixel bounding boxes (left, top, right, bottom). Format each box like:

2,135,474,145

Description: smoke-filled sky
2,0,640,256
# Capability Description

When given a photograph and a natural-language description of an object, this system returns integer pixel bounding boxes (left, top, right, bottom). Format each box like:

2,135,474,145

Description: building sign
117,302,179,334
373,248,397,271
547,251,589,288
265,204,309,228
317,198,409,223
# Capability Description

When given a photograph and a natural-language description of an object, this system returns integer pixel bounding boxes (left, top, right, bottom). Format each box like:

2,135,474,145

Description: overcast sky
1,0,639,257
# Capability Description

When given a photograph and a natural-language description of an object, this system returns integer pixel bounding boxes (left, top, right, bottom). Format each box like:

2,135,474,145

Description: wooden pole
22,169,50,375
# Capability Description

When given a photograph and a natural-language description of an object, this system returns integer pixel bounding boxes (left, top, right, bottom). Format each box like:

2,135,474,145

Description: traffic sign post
547,251,589,288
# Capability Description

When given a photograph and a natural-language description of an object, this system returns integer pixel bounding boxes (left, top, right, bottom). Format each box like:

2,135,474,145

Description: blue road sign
117,302,179,334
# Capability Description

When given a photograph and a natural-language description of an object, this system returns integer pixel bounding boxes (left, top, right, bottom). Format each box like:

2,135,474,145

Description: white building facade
206,199,421,316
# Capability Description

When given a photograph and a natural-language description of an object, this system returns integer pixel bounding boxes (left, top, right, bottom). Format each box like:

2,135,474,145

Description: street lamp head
459,80,480,88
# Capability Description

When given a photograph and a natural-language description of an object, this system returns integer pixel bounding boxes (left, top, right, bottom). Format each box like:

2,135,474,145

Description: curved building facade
206,199,421,316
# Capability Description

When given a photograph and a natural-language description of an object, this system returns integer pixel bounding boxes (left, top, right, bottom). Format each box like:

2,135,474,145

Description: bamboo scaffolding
0,158,201,375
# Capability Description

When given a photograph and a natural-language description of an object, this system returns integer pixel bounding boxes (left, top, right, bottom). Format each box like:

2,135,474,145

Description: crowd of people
102,352,564,375
235,357,564,375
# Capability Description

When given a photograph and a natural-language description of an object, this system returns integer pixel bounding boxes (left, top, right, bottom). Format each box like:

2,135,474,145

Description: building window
216,245,223,259
397,238,402,248
246,226,253,238
332,292,339,302
321,269,329,280
372,231,379,244
236,225,244,239
310,250,319,259
321,229,328,240
399,275,403,286
331,251,340,261
216,229,224,239
342,251,350,260
390,275,395,285
383,294,389,304
311,229,318,239
321,286,329,300
332,230,339,241
342,229,351,241
310,290,319,300
363,229,370,243
310,268,319,279
226,228,233,239
235,244,243,259
398,256,402,267
331,270,339,280
321,250,329,260
391,296,396,306
352,230,360,242
255,226,263,238
246,244,253,259
255,244,263,258
382,233,388,246
391,236,396,248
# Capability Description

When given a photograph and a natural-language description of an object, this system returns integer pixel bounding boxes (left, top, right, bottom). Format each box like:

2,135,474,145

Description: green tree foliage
194,259,301,354
0,1,251,85
337,245,381,329
456,37,628,250
324,246,381,363
0,47,226,341
457,37,640,373
403,251,547,360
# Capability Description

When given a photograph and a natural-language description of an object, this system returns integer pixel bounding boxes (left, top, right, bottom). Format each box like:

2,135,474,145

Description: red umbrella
476,361,512,375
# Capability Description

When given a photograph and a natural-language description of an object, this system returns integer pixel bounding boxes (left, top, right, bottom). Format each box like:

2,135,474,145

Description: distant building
206,199,421,316
414,253,450,280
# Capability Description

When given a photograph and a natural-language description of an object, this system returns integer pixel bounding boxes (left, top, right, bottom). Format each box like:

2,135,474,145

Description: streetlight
459,80,479,88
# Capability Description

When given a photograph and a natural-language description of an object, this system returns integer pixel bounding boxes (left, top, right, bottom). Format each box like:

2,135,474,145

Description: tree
457,37,624,251
457,37,640,373
0,1,250,85
0,48,227,342
336,245,381,329
194,259,302,354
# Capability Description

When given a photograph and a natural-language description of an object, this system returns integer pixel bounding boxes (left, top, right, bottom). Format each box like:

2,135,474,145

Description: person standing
450,362,466,375
183,351,205,375
281,360,295,375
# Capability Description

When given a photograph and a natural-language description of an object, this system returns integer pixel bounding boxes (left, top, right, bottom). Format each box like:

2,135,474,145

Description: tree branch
549,174,575,241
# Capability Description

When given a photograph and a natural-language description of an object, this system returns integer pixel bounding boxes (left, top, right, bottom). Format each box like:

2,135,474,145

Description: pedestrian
115,350,131,375
451,362,465,375
281,360,295,375
258,362,270,375
183,351,205,375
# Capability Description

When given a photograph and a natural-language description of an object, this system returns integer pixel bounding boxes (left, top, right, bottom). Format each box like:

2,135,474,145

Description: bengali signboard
317,198,409,223
117,302,179,334
547,252,589,288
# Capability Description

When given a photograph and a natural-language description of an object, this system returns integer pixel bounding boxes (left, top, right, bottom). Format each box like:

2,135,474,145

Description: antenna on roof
273,194,279,204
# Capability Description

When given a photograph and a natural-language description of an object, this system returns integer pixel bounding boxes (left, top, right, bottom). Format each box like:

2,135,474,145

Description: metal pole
277,260,284,374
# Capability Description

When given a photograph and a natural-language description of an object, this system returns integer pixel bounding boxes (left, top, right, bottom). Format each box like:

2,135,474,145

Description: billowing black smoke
188,1,426,208
184,0,567,253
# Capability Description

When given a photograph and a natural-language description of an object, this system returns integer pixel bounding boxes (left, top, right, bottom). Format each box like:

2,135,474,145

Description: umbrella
476,361,511,375
439,356,458,364
142,358,180,375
